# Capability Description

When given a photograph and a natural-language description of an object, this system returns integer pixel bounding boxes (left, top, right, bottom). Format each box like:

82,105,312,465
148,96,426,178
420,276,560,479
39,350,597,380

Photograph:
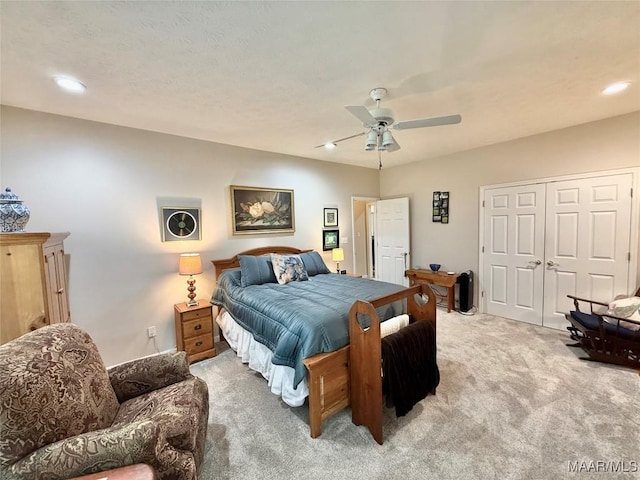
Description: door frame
478,167,640,314
351,196,378,278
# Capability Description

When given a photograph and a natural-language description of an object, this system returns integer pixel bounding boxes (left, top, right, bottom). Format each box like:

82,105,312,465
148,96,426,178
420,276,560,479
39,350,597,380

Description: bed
210,246,437,437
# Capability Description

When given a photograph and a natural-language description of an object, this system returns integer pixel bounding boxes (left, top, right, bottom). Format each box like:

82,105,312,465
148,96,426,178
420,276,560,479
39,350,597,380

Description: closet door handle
528,259,542,267
546,260,558,267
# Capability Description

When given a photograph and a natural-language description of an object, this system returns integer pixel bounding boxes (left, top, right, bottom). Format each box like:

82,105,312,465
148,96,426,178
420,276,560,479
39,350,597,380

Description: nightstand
174,299,216,364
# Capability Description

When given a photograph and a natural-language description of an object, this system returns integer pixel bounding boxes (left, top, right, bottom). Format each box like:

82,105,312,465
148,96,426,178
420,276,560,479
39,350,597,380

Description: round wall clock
167,210,196,238
161,207,201,242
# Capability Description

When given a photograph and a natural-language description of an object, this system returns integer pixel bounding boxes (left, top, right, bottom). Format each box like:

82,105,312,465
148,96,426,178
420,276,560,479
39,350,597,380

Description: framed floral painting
230,185,295,235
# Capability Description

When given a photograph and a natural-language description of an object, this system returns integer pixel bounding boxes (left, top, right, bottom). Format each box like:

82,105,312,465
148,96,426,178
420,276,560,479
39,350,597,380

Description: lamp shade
179,253,202,276
332,248,344,262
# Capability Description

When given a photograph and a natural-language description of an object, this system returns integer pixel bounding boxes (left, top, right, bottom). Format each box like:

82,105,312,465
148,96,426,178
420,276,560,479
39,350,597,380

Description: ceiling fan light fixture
602,82,630,95
382,130,394,148
365,130,377,151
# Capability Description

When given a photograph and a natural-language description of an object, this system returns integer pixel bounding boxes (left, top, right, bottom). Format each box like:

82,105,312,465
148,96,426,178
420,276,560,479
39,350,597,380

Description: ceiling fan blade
314,131,365,148
345,105,378,127
393,114,462,130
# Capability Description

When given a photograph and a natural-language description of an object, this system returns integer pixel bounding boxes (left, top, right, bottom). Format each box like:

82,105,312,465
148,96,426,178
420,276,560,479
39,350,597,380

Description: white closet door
543,173,633,329
483,184,546,325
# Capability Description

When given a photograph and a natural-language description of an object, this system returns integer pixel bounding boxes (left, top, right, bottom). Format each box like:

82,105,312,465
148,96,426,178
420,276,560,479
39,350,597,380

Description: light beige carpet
190,310,639,480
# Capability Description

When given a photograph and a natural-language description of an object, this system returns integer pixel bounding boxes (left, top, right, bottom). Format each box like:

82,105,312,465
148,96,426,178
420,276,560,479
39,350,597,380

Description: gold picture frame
230,185,295,235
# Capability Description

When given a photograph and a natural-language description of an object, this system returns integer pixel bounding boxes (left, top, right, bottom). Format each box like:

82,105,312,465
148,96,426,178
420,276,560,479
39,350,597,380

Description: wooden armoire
0,232,70,344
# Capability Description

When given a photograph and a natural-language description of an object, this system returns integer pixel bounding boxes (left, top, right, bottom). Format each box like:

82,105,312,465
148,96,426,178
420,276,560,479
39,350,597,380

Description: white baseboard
107,347,178,369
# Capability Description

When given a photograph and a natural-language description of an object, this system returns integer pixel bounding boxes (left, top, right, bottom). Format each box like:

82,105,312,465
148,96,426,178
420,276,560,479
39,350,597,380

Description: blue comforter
211,269,406,386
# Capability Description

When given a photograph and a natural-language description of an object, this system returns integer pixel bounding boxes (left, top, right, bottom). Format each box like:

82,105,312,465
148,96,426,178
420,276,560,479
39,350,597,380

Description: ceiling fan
316,87,461,168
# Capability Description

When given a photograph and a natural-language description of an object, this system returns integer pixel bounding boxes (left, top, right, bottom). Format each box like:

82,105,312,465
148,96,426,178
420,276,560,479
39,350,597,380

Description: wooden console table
405,269,460,313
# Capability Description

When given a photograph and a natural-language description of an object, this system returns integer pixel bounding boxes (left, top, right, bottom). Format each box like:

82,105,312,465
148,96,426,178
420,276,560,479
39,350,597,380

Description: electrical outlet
147,326,156,338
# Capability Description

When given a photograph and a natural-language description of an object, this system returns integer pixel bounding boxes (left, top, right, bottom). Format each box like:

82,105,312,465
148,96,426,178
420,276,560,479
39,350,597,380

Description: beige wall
0,106,380,365
380,112,640,304
2,106,638,363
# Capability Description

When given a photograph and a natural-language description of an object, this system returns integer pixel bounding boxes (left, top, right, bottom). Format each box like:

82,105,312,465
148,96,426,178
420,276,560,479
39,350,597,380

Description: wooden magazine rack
349,284,437,444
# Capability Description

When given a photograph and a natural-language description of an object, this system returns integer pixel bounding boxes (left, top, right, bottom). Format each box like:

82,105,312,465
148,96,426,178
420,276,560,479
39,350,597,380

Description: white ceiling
1,1,639,170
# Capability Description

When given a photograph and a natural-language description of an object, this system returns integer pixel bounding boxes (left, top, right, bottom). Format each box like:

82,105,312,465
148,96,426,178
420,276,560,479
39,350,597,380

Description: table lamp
331,248,344,273
179,253,202,307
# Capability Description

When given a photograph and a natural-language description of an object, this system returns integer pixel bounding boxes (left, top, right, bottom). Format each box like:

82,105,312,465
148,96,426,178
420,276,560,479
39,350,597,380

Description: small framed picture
323,229,339,251
324,208,338,227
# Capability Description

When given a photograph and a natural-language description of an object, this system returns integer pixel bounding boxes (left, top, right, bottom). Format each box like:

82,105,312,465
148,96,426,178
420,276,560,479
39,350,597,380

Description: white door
543,174,633,329
483,184,546,325
482,173,634,330
376,197,410,286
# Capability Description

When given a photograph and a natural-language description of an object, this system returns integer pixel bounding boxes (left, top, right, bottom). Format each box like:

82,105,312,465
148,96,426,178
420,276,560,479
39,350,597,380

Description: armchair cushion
569,310,637,340
0,324,119,465
108,351,192,403
112,377,209,466
3,420,180,480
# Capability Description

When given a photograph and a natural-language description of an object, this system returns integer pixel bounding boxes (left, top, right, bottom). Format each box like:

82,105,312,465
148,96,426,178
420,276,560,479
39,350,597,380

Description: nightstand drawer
183,316,212,339
182,307,211,322
185,334,214,355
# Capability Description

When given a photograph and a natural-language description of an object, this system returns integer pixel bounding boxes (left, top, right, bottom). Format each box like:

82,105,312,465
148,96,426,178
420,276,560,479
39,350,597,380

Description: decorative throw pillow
238,255,277,287
271,254,309,285
607,296,640,331
299,251,331,276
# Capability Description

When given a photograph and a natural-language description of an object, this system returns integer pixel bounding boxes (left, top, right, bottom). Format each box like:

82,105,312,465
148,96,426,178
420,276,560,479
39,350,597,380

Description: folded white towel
380,314,410,338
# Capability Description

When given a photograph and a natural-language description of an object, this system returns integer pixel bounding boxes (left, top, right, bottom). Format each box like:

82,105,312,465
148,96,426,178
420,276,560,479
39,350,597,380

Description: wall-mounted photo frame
230,185,295,235
322,229,339,251
162,207,201,242
432,191,450,223
323,207,338,227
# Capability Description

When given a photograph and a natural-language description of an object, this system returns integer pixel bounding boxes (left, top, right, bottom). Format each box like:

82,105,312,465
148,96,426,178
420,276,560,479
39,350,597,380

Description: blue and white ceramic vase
0,187,30,232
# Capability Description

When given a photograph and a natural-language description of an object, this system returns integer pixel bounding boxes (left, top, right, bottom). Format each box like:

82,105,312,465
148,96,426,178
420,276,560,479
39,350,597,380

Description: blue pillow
238,255,277,287
299,251,331,276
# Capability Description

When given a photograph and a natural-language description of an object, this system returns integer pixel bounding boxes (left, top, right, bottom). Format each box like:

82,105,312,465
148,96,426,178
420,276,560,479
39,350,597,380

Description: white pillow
380,314,410,338
607,296,640,331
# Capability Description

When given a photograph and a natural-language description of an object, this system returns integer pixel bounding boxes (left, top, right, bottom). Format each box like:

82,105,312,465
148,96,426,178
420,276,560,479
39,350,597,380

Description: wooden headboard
211,246,313,280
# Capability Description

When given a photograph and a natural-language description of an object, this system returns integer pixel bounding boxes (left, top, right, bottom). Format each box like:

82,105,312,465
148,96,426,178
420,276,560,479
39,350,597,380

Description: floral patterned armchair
0,323,209,480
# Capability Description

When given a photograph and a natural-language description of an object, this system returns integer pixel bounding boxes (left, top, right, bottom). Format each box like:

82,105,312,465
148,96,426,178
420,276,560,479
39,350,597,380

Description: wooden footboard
303,283,437,439
302,346,350,438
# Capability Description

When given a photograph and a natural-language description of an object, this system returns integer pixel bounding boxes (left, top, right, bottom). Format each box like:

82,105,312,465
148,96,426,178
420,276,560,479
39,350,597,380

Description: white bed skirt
215,309,309,407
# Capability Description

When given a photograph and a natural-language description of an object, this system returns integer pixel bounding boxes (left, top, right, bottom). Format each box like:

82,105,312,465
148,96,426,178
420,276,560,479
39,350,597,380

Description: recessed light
602,82,630,95
52,76,87,93
324,142,337,150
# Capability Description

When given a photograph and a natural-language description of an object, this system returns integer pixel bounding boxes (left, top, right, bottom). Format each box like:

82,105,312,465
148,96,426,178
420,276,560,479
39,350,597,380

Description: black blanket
381,320,440,417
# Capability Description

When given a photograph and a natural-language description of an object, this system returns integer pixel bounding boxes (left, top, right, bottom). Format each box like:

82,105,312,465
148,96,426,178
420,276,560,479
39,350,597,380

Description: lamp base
186,277,198,307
